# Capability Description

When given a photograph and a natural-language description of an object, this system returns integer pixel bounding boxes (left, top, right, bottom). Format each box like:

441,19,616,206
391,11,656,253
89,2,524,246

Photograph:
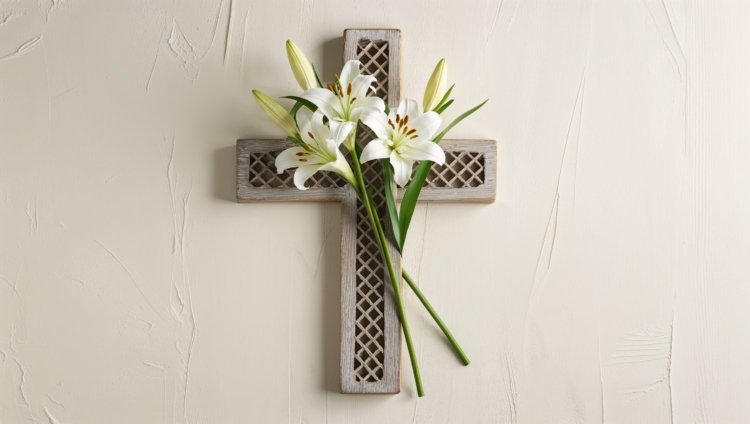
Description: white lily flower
301,60,385,140
360,99,445,187
275,109,356,190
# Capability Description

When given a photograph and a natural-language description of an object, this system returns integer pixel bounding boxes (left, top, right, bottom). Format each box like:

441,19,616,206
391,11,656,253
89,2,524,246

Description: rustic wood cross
236,29,496,394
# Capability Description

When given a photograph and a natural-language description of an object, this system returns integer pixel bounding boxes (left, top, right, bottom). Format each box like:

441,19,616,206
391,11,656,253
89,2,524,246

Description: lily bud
422,58,447,112
286,40,318,90
252,90,298,137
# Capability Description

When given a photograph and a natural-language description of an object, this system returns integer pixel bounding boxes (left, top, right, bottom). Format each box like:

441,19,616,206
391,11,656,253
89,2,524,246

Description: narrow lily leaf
286,135,307,148
382,162,402,251
398,161,429,247
398,99,489,247
282,95,318,112
433,84,455,112
434,99,454,114
290,101,304,123
433,99,488,143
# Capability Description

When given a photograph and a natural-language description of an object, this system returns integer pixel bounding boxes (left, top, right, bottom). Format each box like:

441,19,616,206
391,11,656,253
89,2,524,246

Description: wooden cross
237,29,496,394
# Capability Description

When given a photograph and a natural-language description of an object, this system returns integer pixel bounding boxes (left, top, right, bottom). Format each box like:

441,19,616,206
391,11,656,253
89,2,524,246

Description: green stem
401,270,470,366
368,208,470,366
350,149,424,397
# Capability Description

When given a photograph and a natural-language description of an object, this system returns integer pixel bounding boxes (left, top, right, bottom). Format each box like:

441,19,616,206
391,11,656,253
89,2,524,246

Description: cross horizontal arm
236,138,497,203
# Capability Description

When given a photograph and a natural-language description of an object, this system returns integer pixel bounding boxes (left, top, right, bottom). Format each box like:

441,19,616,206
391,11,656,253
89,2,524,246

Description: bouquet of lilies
252,40,486,396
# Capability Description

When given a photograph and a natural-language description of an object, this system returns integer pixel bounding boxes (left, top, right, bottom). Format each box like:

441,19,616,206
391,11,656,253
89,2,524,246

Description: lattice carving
241,144,489,192
357,39,389,101
351,37,393,382
247,151,345,189
425,151,485,188
353,159,387,382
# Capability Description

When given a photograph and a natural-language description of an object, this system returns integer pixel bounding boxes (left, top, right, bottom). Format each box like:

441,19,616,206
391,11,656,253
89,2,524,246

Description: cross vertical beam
341,29,403,393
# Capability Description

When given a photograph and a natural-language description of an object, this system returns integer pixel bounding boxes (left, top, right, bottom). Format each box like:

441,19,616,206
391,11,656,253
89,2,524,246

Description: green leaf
433,99,488,143
285,95,319,125
382,162,402,251
282,95,318,112
398,99,489,247
434,99,454,114
397,161,430,247
286,135,306,148
432,84,455,111
289,101,304,123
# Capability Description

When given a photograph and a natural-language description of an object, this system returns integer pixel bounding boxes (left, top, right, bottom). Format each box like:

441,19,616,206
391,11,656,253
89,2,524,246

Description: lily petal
360,138,392,163
296,107,314,127
275,146,313,173
351,97,386,121
351,74,376,99
390,152,413,187
320,153,355,186
339,60,361,86
329,119,354,147
297,109,318,145
398,99,420,120
294,164,325,190
307,110,330,142
360,111,390,139
410,111,442,140
399,140,446,165
301,88,342,121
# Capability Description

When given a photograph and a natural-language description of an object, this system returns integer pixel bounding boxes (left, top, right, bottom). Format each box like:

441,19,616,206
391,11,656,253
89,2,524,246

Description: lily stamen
300,60,385,127
360,98,445,187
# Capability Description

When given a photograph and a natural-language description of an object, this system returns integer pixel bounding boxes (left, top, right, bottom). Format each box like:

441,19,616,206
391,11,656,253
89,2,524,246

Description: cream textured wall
1,0,749,423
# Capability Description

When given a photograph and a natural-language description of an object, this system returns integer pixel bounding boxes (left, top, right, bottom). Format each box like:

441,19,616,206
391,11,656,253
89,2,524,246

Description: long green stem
350,149,424,397
370,212,470,366
401,270,470,365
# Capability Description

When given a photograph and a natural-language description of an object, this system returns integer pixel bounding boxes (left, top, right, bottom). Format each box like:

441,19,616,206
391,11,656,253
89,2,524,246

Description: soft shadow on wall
211,142,343,393
211,34,345,390
322,36,345,81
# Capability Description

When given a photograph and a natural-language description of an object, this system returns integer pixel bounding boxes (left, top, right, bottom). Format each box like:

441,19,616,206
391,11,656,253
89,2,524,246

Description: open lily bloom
301,60,385,137
360,99,445,187
275,110,356,190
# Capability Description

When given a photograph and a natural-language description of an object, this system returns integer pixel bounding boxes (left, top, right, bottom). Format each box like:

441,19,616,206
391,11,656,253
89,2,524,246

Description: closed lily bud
252,90,298,137
286,40,318,90
422,58,447,112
